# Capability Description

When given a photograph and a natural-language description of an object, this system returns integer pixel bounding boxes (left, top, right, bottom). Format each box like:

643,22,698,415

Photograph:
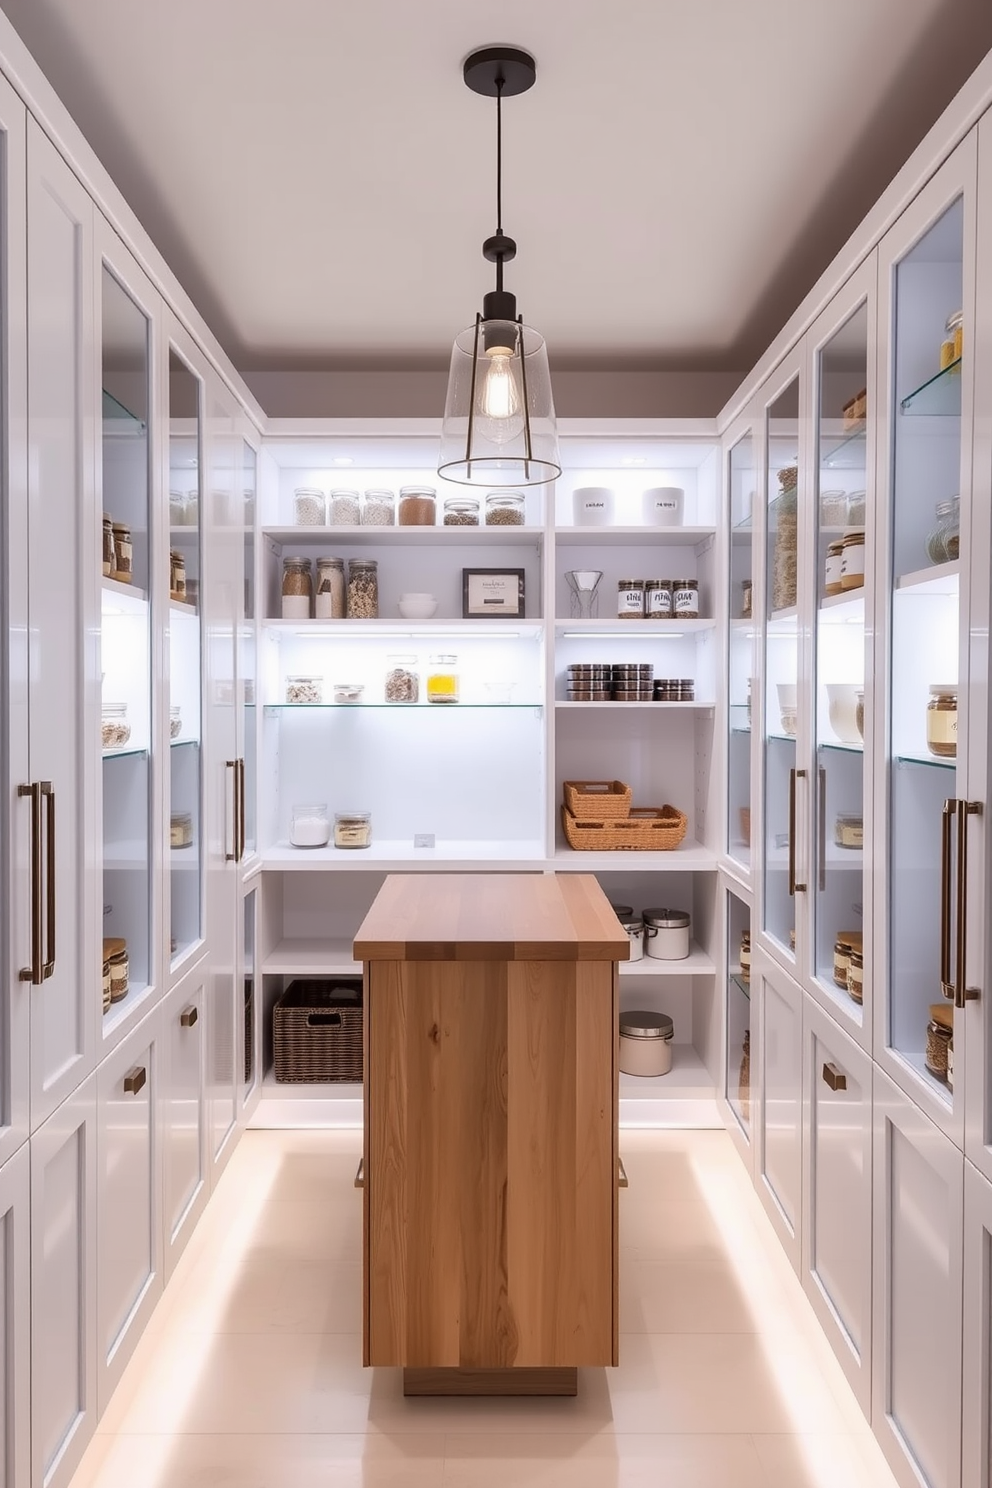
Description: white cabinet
801,995,873,1410
753,948,803,1269
872,1066,964,1488
0,1145,31,1488
96,1011,161,1413
962,1160,992,1488
161,970,208,1278
30,1075,98,1488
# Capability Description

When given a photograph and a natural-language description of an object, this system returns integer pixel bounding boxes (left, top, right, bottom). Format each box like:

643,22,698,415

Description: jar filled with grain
102,956,112,1013
170,548,187,601
347,557,379,618
672,579,700,619
314,556,345,619
170,812,193,848
740,929,751,985
645,580,672,618
847,948,864,1004
840,528,865,590
281,556,313,619
361,489,395,526
334,811,372,849
398,486,436,526
293,487,326,526
443,496,480,526
112,523,133,583
102,702,131,749
102,514,114,576
385,655,420,704
926,685,957,758
925,1004,953,1080
617,579,645,618
104,937,129,1003
485,491,525,526
328,489,361,525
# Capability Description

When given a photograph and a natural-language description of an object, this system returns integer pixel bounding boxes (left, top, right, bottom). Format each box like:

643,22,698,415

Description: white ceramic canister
642,907,691,960
619,1011,674,1076
573,487,615,526
641,486,684,526
619,916,644,962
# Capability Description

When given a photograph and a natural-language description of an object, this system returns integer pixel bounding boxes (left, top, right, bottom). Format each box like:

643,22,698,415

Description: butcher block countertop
353,872,630,962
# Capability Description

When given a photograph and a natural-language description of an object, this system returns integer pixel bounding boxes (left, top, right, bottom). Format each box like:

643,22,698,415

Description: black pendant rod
495,79,504,293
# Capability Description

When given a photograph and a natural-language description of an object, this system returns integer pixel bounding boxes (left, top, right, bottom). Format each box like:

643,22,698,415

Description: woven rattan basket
562,780,632,820
561,804,688,851
273,979,363,1083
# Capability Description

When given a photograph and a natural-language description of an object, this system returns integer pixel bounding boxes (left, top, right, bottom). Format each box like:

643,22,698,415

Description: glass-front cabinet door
809,265,874,1043
727,424,756,873
168,344,203,968
876,139,978,1140
240,440,257,862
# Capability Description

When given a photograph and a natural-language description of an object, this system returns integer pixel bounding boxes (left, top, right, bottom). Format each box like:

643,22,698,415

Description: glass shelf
729,973,751,1002
895,751,957,771
170,737,200,749
102,387,146,433
767,732,798,746
819,739,863,754
102,746,148,761
820,421,866,468
900,359,962,415
264,702,544,711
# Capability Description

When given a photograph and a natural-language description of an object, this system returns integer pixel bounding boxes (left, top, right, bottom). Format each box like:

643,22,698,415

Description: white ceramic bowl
826,682,862,744
397,594,438,619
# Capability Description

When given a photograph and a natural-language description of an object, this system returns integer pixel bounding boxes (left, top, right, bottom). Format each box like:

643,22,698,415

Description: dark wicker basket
273,979,363,1083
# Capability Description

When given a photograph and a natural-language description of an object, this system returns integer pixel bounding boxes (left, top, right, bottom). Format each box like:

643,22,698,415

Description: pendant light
438,46,561,487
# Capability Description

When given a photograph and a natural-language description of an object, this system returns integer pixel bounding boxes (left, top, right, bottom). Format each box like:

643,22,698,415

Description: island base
403,1366,579,1397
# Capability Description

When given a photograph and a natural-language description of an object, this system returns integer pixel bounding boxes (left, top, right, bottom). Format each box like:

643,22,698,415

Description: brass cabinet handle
123,1065,147,1095
789,768,807,895
822,1061,847,1091
818,764,827,893
354,1158,364,1189
18,783,42,983
618,1158,629,1189
940,797,956,1000
180,1005,198,1028
238,757,246,862
225,760,238,861
42,782,55,980
955,799,982,1008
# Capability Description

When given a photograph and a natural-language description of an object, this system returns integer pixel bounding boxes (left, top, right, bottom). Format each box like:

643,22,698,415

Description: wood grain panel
367,962,408,1364
572,961,617,1364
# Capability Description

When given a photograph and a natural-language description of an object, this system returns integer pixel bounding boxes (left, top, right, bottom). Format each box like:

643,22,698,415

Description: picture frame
461,567,526,619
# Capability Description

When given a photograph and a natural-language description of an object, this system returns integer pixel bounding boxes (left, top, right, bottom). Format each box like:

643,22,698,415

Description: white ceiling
4,0,991,377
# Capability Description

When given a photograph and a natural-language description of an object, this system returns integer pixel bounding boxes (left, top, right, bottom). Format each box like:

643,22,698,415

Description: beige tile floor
70,1128,900,1488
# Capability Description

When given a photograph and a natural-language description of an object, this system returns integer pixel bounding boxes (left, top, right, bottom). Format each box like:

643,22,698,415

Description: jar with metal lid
677,679,695,702
833,930,862,990
645,580,672,618
619,915,643,962
314,556,345,619
398,485,436,526
824,539,845,596
328,489,361,525
643,907,691,961
485,491,525,526
171,812,193,849
286,674,322,705
925,497,960,565
102,957,112,1014
443,496,480,526
111,523,132,582
281,556,313,619
940,311,963,370
672,579,699,619
925,1004,953,1080
102,514,114,576
741,579,752,618
427,654,459,704
170,549,187,601
290,804,331,848
361,489,394,526
619,1010,674,1076
835,812,863,849
385,654,420,704
617,579,645,618
293,487,326,526
740,930,751,985
169,491,187,527
608,903,634,919
840,529,865,590
170,705,182,739
102,702,131,749
347,557,378,618
104,937,129,1003
847,948,864,1004
334,811,372,849
926,685,957,758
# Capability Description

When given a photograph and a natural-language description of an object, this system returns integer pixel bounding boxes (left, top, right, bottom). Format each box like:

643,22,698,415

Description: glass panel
763,377,800,957
168,349,203,965
726,890,751,1135
813,303,868,1018
728,432,755,865
244,888,256,1094
887,197,963,1101
241,443,257,857
101,267,152,1021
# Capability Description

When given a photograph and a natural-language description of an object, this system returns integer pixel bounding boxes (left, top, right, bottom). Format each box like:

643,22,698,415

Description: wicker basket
273,979,363,1083
562,780,632,820
561,804,688,851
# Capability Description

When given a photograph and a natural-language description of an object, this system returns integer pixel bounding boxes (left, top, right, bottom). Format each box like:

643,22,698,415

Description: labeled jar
573,487,614,526
847,948,864,1004
361,489,394,526
170,549,187,600
347,557,379,619
315,556,345,619
111,523,133,582
834,812,864,849
926,1005,953,1080
840,529,865,590
385,655,420,704
170,812,193,849
643,907,691,961
334,811,372,849
290,803,331,848
619,916,644,962
102,514,114,576
102,957,112,1014
102,702,131,749
328,489,361,525
926,685,957,758
170,705,182,740
293,487,326,526
286,674,322,705
443,496,479,526
925,497,960,565
833,931,862,990
427,654,459,704
617,579,645,618
641,486,683,525
398,485,436,526
740,930,751,985
485,491,525,526
645,579,672,618
672,579,700,619
281,556,313,619
104,937,129,1003
824,539,845,596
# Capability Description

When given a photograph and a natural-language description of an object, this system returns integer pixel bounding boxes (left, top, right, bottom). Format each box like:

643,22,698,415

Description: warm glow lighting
477,350,524,444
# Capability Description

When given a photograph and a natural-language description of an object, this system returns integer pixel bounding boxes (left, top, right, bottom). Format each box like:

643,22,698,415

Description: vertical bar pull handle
940,797,956,1001
42,782,55,979
818,765,827,893
225,760,238,862
238,757,246,862
18,782,42,983
789,768,807,895
955,799,982,1008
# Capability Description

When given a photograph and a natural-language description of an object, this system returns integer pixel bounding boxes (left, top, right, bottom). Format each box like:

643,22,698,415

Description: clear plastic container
290,804,331,848
102,702,131,749
347,557,379,618
443,496,480,526
170,812,193,848
485,491,525,526
286,675,322,705
328,489,361,525
925,497,960,565
333,682,364,704
170,705,182,740
294,487,326,525
362,489,395,526
398,486,436,526
427,654,459,704
385,655,420,704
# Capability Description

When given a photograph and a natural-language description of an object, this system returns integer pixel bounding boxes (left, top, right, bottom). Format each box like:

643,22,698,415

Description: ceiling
4,0,992,381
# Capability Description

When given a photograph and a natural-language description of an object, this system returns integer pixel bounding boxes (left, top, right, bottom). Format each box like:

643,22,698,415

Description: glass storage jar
427,655,459,704
672,579,700,619
833,930,862,990
846,490,867,525
334,811,372,849
926,685,957,758
293,486,326,525
834,812,864,849
741,579,752,618
398,485,436,526
926,1005,953,1080
847,948,864,1004
281,556,313,619
102,957,112,1014
170,705,182,739
314,556,345,619
347,557,378,618
328,489,361,525
102,702,131,749
856,690,865,739
617,579,645,618
645,580,672,618
170,548,187,600
385,655,420,704
485,491,525,526
925,497,960,564
946,310,964,362
840,529,865,590
290,804,331,848
824,539,845,596
168,491,186,527
104,937,128,1003
170,812,193,849
333,682,364,704
740,930,751,985
443,496,480,526
111,523,133,582
361,489,395,526
819,489,848,526
102,513,114,576
286,674,322,705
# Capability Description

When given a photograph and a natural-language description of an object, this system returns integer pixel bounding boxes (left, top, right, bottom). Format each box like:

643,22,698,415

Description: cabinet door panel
963,1162,992,1488
755,952,802,1269
162,972,207,1277
0,1146,30,1488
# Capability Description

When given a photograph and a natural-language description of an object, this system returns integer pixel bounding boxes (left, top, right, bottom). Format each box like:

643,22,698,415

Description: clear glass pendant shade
439,318,561,486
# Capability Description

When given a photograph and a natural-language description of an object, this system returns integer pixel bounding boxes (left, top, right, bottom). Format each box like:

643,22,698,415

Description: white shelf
895,559,959,596
620,943,714,975
768,604,798,626
619,1046,714,1101
554,700,715,712
263,840,546,871
554,525,716,548
819,590,865,620
553,618,716,636
170,598,198,615
553,840,716,872
264,939,361,976
101,576,147,608
264,618,544,639
263,525,543,547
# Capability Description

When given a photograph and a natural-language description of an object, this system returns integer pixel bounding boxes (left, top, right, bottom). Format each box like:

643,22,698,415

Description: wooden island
354,872,629,1396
